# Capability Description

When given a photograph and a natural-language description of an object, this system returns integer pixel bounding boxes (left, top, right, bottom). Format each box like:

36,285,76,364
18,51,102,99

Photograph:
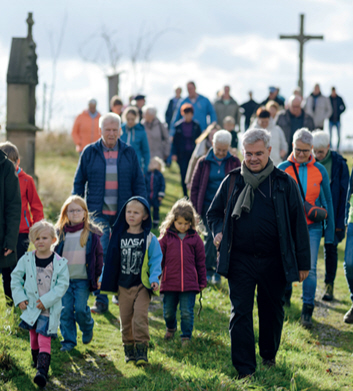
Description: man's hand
97,281,101,290
172,155,177,162
36,299,46,310
299,270,309,283
151,282,159,291
19,300,28,310
213,232,223,250
4,249,13,256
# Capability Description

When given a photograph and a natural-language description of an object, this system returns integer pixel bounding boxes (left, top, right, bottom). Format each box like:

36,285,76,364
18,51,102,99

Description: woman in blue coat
121,106,150,174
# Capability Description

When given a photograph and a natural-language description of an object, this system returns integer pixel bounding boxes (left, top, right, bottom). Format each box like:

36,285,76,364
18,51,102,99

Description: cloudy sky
1,0,352,147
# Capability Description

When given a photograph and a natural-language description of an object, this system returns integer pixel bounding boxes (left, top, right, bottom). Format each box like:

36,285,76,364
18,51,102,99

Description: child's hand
19,300,28,310
151,282,159,291
36,299,46,310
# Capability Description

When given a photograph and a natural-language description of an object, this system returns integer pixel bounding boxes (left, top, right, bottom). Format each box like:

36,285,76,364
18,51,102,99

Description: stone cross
280,14,323,96
26,12,34,40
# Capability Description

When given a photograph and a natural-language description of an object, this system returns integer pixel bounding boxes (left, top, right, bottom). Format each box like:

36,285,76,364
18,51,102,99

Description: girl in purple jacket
159,198,207,345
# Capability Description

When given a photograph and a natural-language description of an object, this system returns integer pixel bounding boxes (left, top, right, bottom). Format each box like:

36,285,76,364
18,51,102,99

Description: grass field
1,133,353,390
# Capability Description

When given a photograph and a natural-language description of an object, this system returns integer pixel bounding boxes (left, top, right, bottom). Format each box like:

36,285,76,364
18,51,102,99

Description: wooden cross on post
26,12,34,41
280,14,323,96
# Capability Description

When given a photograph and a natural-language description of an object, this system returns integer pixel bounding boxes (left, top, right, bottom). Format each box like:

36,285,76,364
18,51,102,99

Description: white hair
293,128,313,146
213,129,232,146
242,128,271,148
142,105,157,116
288,95,302,107
312,130,330,149
99,112,121,129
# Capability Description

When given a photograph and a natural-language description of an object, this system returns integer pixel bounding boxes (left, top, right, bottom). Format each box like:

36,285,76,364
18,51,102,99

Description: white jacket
304,94,333,128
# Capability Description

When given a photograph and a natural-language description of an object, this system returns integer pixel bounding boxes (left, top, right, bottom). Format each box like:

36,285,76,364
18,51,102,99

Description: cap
134,94,146,101
269,87,277,93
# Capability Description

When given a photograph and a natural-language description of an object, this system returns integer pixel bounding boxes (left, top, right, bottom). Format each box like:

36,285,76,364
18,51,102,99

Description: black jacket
207,166,311,282
0,150,21,268
172,119,202,156
329,95,346,122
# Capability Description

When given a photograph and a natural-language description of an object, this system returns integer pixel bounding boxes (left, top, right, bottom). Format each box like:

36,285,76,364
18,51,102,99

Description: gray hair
99,112,121,129
142,105,157,117
242,128,271,148
288,95,302,107
293,128,313,146
223,116,235,125
312,130,330,149
213,129,232,146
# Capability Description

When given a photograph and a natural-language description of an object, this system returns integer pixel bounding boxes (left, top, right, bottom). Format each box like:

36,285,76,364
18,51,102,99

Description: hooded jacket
207,166,311,282
71,110,101,152
11,251,69,334
190,148,241,215
72,139,147,218
0,150,21,268
17,168,44,234
101,196,162,295
55,229,104,292
121,123,150,174
159,228,207,293
278,153,335,243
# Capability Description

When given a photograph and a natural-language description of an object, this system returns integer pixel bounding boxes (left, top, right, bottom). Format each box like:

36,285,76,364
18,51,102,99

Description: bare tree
46,12,68,131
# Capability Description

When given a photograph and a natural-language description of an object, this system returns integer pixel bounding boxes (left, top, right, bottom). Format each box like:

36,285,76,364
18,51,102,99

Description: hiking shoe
181,338,191,347
82,331,93,345
135,343,148,365
212,273,221,286
124,344,136,363
322,283,334,301
164,328,176,340
301,304,314,329
112,295,119,306
262,358,276,367
343,305,353,324
90,301,108,314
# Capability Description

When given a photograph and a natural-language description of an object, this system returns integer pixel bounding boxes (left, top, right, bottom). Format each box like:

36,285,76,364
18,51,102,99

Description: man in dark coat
329,87,346,151
312,130,349,301
73,112,147,314
276,95,315,156
207,128,310,377
0,149,21,306
240,91,259,131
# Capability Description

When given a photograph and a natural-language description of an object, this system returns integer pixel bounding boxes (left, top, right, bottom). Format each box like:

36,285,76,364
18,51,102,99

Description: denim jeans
329,121,341,150
302,226,322,306
60,279,94,349
344,223,353,302
93,214,112,307
163,291,196,339
202,212,217,277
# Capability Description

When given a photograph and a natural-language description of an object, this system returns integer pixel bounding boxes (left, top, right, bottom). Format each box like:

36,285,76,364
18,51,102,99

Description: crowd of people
0,79,351,385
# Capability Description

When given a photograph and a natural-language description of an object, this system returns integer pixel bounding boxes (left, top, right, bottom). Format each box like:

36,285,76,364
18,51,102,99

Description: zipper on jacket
180,238,184,292
24,210,30,228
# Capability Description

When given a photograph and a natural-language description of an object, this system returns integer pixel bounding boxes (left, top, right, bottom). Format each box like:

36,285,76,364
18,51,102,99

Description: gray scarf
232,158,274,220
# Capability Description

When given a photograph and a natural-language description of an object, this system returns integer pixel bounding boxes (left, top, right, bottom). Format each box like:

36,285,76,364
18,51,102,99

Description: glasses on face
295,148,311,155
67,209,84,214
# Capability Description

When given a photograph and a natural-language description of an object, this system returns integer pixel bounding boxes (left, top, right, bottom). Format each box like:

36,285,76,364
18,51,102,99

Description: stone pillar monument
6,12,39,177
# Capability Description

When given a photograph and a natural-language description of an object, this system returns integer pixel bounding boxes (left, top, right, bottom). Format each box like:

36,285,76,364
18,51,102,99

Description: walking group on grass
1,79,352,386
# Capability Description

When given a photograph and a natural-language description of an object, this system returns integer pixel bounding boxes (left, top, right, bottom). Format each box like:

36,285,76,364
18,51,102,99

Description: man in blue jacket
312,130,349,301
73,112,147,314
171,81,217,135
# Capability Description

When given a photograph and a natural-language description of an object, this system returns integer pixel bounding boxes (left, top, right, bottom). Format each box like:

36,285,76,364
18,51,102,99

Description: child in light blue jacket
11,220,69,388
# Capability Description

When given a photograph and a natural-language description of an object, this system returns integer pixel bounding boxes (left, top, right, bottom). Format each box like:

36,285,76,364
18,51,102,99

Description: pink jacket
159,229,207,293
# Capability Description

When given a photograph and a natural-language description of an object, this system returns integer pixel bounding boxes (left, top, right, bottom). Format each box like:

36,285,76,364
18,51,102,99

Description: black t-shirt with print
118,231,145,289
35,253,54,268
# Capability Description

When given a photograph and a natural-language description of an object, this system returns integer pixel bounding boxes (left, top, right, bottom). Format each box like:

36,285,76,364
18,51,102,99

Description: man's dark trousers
228,251,287,375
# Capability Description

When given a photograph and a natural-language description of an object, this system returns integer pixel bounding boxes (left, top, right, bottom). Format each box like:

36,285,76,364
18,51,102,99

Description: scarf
64,222,84,233
232,158,274,220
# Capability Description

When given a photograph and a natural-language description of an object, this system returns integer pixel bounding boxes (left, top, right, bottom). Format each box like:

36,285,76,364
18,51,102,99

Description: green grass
1,139,353,390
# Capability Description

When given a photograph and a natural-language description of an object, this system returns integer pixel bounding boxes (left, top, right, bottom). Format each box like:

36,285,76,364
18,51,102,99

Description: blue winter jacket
121,123,150,174
101,196,162,294
329,151,349,242
171,94,217,135
72,139,147,218
145,170,165,202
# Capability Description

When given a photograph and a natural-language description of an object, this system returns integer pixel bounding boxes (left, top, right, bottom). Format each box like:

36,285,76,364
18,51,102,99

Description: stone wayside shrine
6,12,39,178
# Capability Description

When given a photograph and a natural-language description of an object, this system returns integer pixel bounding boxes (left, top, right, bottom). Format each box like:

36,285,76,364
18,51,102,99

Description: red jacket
18,169,44,234
159,228,207,293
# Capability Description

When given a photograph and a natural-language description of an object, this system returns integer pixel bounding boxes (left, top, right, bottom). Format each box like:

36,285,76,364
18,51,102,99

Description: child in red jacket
0,142,44,261
159,198,207,345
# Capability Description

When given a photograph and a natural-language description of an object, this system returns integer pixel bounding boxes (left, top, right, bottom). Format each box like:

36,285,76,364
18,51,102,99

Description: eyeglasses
294,148,311,155
67,209,84,214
